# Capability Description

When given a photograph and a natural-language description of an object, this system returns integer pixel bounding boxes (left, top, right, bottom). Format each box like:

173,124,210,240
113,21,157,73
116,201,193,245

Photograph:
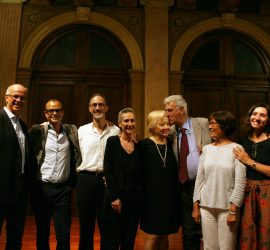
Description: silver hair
118,107,135,123
5,84,28,95
164,95,188,114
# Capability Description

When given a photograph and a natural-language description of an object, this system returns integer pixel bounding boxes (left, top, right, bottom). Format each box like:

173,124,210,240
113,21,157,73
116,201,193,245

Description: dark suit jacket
0,109,30,205
28,122,82,188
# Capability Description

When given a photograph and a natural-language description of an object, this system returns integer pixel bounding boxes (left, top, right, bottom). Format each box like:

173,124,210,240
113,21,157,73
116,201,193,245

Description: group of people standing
1,83,270,250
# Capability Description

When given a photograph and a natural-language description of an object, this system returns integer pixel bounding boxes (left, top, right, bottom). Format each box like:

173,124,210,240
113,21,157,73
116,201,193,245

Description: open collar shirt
77,122,120,173
4,107,25,173
39,123,70,183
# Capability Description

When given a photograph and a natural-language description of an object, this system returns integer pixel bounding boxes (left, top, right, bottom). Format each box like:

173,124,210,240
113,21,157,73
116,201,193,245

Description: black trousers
31,180,71,250
103,200,140,250
0,177,28,250
76,171,106,250
179,181,201,250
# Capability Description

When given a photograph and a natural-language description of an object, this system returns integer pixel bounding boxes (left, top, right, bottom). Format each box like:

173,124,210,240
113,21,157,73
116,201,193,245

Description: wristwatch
252,161,257,170
228,210,236,215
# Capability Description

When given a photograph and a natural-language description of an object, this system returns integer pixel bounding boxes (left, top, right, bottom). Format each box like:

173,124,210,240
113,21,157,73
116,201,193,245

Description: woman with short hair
192,110,246,250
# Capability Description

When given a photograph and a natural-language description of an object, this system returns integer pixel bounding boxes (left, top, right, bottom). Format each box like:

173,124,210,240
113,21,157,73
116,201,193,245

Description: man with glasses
0,84,30,250
164,95,211,250
76,93,120,250
28,99,81,250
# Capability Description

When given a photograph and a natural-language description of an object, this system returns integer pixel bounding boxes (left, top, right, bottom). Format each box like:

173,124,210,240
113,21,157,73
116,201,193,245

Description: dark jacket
28,122,82,188
0,109,30,205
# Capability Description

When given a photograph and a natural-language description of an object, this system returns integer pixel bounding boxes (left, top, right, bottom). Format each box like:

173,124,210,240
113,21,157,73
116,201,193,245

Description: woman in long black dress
139,110,179,250
103,108,141,250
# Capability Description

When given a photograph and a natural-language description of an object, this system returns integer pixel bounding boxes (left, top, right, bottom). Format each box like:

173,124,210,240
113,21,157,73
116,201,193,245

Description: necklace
154,142,167,167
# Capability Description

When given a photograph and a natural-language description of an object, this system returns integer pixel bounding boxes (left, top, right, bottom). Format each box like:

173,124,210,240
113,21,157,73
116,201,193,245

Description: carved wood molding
140,0,174,7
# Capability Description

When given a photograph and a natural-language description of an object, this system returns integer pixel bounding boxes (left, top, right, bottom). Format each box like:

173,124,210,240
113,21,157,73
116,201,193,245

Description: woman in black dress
139,110,179,250
103,108,141,250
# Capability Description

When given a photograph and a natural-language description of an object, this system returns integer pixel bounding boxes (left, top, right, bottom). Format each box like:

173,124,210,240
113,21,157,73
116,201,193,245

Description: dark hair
209,110,236,137
243,103,270,135
89,93,107,106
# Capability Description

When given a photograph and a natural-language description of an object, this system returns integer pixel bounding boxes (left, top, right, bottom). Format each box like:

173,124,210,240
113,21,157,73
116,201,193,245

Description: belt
79,170,104,177
39,180,68,188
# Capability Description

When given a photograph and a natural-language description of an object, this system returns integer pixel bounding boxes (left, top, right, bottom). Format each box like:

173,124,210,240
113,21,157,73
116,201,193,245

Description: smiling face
89,95,108,121
249,106,269,131
5,84,27,116
209,119,225,141
118,112,136,135
45,100,64,126
153,116,171,139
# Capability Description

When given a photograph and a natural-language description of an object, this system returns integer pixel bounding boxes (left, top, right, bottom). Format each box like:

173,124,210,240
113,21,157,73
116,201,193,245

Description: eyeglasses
90,103,106,108
209,122,219,126
7,94,26,102
45,109,62,114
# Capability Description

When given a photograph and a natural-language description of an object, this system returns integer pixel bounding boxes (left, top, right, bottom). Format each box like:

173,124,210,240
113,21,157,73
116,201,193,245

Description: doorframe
17,9,145,136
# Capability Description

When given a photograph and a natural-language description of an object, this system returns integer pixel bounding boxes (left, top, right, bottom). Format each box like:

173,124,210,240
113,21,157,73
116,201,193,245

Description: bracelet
228,210,236,215
252,161,257,170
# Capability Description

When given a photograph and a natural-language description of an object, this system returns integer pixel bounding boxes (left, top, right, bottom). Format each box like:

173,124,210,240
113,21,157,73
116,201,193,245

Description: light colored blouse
193,142,246,209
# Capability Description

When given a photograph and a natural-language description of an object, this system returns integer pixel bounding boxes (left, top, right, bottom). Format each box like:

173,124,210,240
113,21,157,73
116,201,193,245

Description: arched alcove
19,11,143,70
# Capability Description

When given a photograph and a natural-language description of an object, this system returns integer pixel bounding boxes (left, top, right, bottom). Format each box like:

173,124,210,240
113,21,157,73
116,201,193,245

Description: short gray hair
164,95,188,113
118,107,135,123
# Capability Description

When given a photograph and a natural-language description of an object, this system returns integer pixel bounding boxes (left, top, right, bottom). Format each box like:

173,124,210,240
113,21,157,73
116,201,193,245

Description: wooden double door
182,30,270,140
30,25,131,127
30,27,270,140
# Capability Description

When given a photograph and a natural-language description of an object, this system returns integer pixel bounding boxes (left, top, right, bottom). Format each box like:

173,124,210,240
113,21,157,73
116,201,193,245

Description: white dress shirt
4,107,25,173
38,124,70,183
77,122,120,172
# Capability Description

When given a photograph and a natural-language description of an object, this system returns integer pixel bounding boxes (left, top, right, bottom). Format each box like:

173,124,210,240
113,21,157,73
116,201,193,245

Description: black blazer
0,109,30,205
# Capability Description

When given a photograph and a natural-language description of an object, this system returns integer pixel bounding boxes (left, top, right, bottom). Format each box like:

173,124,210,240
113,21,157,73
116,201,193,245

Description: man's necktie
179,128,189,184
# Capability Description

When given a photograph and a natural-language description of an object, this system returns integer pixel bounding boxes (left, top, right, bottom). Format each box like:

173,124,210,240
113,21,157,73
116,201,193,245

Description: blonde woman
139,110,179,250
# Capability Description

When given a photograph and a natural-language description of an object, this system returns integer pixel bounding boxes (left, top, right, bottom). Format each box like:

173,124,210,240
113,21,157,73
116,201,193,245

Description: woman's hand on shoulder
233,146,253,166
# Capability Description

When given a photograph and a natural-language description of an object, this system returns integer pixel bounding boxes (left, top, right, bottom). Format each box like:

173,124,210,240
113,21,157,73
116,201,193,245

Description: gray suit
171,117,211,161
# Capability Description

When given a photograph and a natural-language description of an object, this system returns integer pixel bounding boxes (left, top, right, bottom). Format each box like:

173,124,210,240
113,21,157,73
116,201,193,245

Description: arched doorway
30,24,132,127
181,30,270,139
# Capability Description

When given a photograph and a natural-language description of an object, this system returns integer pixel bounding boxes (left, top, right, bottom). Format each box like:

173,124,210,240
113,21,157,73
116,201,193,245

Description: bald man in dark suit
0,84,31,250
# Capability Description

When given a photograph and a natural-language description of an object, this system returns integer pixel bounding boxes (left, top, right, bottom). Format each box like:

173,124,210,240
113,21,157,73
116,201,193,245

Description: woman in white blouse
192,111,246,250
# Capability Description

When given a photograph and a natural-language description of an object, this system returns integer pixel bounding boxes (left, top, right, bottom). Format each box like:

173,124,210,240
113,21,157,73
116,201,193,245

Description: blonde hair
147,110,167,135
